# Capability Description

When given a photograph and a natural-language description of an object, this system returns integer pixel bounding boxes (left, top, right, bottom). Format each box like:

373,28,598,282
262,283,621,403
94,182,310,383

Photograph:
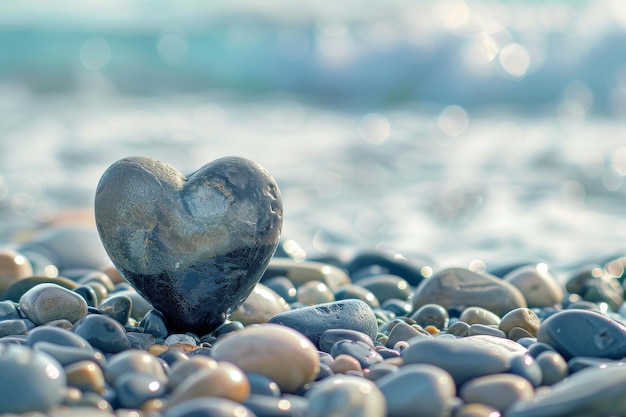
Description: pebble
73,314,132,353
98,294,132,325
446,320,470,337
139,309,169,339
460,373,534,411
19,283,88,325
168,355,218,390
376,363,456,417
306,374,386,417
0,345,66,413
319,328,374,353
95,156,283,335
33,341,106,368
110,289,153,321
536,309,626,359
167,361,250,406
211,323,320,393
385,321,424,347
296,280,335,305
163,397,256,417
230,282,290,325
535,351,568,385
330,354,363,374
356,274,412,304
401,337,513,385
0,319,34,337
503,265,564,308
268,299,378,347
243,393,309,417
507,364,626,417
347,249,430,286
262,258,351,291
412,267,527,318
247,372,281,397
164,333,197,347
468,324,506,338
263,276,298,303
115,372,167,409
104,349,168,386
0,249,33,294
508,352,543,387
65,360,106,394
2,275,80,302
331,339,383,369
334,284,380,308
74,285,99,307
508,326,534,341
454,403,502,417
459,306,501,326
26,325,91,348
410,303,449,330
498,307,540,338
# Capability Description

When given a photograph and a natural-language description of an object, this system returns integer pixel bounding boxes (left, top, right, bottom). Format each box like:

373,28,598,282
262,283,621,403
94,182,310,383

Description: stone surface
244,394,308,417
0,345,66,413
334,284,380,309
32,342,106,368
412,268,527,317
0,249,33,294
73,314,131,353
262,258,351,291
306,375,386,417
536,309,626,360
347,249,430,287
356,274,412,304
65,360,106,394
499,307,540,338
98,294,132,325
105,349,168,385
2,276,80,302
459,306,501,326
319,329,374,353
376,364,456,417
95,156,283,334
297,280,335,305
331,339,383,369
460,373,534,411
212,323,320,393
19,283,88,325
230,282,290,325
410,303,449,330
115,373,167,409
503,265,564,308
535,351,568,385
163,397,256,417
268,299,378,347
168,355,219,390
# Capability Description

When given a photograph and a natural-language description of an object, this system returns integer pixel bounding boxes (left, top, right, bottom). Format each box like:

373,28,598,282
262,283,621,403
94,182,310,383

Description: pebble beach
3,1,626,416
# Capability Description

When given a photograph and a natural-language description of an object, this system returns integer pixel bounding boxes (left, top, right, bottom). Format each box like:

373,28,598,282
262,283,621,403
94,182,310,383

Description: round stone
499,307,540,338
19,283,88,325
95,156,283,335
356,274,412,304
0,249,33,293
535,351,568,386
247,372,281,397
105,349,168,386
263,276,297,303
330,354,363,374
385,322,424,348
297,280,335,305
211,323,319,393
268,299,378,347
230,283,290,325
459,306,501,326
376,363,456,417
410,303,449,330
115,373,167,409
73,314,131,353
0,345,66,413
460,373,534,411
168,355,219,391
306,374,386,417
98,294,132,325
65,360,106,394
503,265,564,308
412,268,527,318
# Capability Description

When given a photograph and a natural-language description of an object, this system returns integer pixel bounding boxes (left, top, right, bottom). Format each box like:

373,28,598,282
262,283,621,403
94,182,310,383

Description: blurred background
1,0,626,269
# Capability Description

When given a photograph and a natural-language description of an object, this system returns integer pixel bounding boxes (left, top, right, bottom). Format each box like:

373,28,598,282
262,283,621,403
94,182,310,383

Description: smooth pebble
230,282,290,325
306,374,386,417
460,373,534,411
19,283,88,325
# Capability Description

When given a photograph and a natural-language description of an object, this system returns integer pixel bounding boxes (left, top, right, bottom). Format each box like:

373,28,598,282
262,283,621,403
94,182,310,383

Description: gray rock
19,283,88,325
306,375,386,417
115,373,167,409
503,265,564,308
356,274,412,304
95,156,283,335
164,397,257,417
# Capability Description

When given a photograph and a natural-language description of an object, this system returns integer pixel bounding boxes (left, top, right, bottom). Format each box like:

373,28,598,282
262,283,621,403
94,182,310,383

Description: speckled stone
536,309,626,360
65,360,106,394
355,274,412,304
507,364,626,417
410,303,449,330
402,337,514,385
95,156,283,335
163,397,256,417
73,314,131,353
230,282,290,325
319,329,374,354
499,307,540,338
104,349,168,386
535,351,568,385
306,374,386,417
376,363,456,417
412,268,526,318
19,283,88,325
212,323,319,393
0,345,66,413
268,299,378,347
460,373,534,411
168,355,218,390
459,307,501,326
168,361,250,406
504,265,564,308
0,249,33,293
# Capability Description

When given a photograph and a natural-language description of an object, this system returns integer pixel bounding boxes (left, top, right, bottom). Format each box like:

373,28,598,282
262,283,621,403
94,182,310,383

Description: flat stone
306,375,386,417
536,309,626,360
19,283,88,325
268,299,378,347
95,156,283,334
163,397,256,417
401,337,514,385
504,265,564,308
376,363,456,417
0,300,21,321
212,323,319,393
168,362,250,406
230,282,290,325
459,306,501,326
460,373,534,411
507,365,626,417
0,345,66,413
412,267,527,317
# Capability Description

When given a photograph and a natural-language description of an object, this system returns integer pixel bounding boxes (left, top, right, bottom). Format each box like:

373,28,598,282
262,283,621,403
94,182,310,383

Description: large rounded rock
94,156,283,334
212,323,319,393
411,267,527,317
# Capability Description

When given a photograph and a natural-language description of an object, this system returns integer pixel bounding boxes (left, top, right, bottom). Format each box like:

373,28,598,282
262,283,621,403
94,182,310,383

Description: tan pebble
100,263,125,284
0,249,33,293
297,280,335,305
266,258,351,291
460,373,533,411
508,326,534,341
330,354,363,374
168,356,218,390
168,343,197,354
230,283,290,325
460,306,501,326
504,265,564,308
383,357,404,367
167,361,250,406
148,344,169,356
454,403,502,417
424,325,440,334
141,398,166,412
393,341,409,352
211,323,320,393
19,283,88,325
498,307,540,337
65,360,106,394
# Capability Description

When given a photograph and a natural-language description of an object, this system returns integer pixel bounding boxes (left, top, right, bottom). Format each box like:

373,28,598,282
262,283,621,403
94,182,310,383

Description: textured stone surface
95,156,283,334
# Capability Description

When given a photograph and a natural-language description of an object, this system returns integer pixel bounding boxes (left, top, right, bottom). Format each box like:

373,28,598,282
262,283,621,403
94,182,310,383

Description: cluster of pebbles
2,226,626,417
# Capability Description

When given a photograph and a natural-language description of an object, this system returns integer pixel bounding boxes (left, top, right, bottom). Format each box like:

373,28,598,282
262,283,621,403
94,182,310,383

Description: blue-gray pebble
73,314,131,353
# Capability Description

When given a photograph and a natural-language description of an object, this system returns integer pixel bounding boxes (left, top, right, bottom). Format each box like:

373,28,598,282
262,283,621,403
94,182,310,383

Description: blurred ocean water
1,0,626,272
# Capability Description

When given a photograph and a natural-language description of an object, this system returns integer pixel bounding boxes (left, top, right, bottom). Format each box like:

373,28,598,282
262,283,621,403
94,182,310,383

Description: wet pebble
331,339,383,369
73,314,131,353
263,258,350,291
334,284,380,308
446,320,470,337
356,274,412,304
115,373,167,409
297,280,335,305
105,349,168,386
0,249,33,293
319,328,374,353
306,374,386,417
508,352,543,387
140,309,169,339
535,351,568,386
498,307,540,338
330,353,363,374
410,303,449,330
163,397,256,417
2,275,80,302
385,321,424,347
243,394,309,417
347,249,430,287
460,373,534,412
263,276,298,303
33,341,106,368
212,323,320,393
268,299,378,347
503,265,564,308
19,283,88,325
247,372,281,397
468,324,506,338
65,360,106,394
168,355,218,390
230,282,290,325
459,306,501,326
98,294,132,325
26,325,91,348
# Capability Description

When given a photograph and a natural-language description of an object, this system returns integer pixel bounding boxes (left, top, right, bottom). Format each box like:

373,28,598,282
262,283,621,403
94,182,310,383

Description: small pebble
230,283,290,325
26,325,91,348
446,321,470,337
0,249,33,293
73,314,131,353
334,284,380,308
65,360,106,394
503,265,564,308
140,309,169,339
331,339,384,369
163,397,256,417
33,341,106,368
0,319,34,337
460,373,534,411
306,374,386,417
508,353,543,387
385,321,424,348
263,276,298,303
468,324,506,338
164,333,197,347
168,355,218,390
246,372,281,397
297,280,335,305
263,258,351,291
319,328,374,353
243,394,309,417
454,403,502,417
347,249,429,286
2,275,80,302
459,306,501,326
535,351,568,386
410,303,449,330
115,373,167,409
330,354,363,374
104,349,168,386
356,274,412,304
98,294,132,325
508,326,534,341
19,283,88,325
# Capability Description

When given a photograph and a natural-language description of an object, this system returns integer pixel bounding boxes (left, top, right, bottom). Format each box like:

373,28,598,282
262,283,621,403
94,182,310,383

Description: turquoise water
1,0,626,273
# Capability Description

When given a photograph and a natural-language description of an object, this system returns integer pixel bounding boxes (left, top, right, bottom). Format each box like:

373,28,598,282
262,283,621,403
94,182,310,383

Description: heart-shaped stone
94,156,283,334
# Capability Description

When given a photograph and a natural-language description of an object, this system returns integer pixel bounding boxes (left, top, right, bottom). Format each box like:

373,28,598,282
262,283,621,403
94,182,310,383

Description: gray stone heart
94,156,282,334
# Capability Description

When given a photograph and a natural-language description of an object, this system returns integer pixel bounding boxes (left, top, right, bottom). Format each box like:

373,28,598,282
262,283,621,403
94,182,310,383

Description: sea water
1,0,625,277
